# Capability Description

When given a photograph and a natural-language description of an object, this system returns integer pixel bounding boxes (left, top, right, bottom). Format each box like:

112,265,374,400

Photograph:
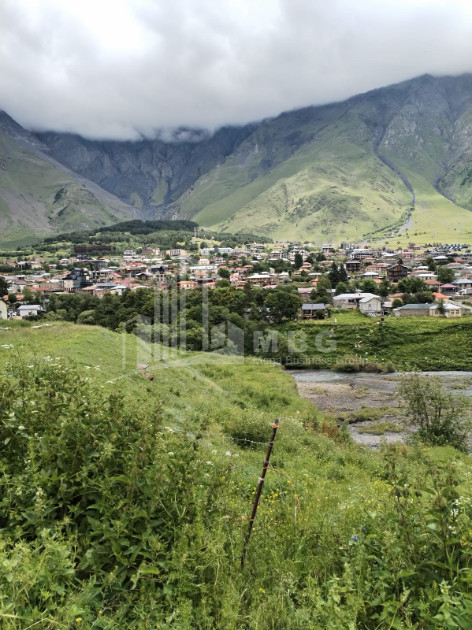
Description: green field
283,310,472,371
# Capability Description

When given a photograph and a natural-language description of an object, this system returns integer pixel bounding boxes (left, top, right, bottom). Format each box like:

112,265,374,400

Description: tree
399,374,471,451
0,276,8,297
264,290,301,324
217,267,230,279
378,278,391,299
437,266,455,284
338,264,348,283
328,262,340,287
362,279,379,295
22,287,35,304
335,281,348,295
294,253,303,270
310,275,332,303
414,290,434,303
398,277,428,294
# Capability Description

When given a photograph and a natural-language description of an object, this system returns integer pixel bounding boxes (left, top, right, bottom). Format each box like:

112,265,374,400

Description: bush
399,373,472,451
223,413,274,448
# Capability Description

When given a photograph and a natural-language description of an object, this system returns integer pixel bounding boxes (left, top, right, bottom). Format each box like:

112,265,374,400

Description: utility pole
241,419,279,569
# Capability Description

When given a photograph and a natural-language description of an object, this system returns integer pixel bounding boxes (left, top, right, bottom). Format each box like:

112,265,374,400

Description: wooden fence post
241,419,279,569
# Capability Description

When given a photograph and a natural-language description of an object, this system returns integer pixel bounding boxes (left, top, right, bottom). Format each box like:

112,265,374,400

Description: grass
348,407,394,423
357,421,403,435
283,312,472,371
2,321,472,627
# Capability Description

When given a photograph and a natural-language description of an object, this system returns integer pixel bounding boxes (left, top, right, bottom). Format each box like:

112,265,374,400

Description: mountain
2,73,472,245
0,111,140,247
170,73,472,244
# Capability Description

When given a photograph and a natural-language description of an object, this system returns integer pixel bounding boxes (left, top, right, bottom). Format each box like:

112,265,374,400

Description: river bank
289,370,472,448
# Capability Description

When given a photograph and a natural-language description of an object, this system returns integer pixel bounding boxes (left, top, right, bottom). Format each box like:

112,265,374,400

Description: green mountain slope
4,74,472,244
172,74,472,244
0,112,140,247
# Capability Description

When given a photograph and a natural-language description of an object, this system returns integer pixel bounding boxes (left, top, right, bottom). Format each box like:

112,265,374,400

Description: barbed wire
162,425,273,447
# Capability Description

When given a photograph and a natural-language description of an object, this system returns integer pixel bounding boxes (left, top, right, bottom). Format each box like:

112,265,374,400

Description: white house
332,292,378,309
18,304,44,318
0,299,7,320
359,295,383,316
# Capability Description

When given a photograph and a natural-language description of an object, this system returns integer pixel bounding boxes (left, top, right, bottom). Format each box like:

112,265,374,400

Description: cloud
1,0,471,140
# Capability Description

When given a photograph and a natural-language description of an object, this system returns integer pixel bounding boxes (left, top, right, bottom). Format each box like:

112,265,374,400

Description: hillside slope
174,74,472,243
1,322,472,628
3,73,472,244
0,112,140,247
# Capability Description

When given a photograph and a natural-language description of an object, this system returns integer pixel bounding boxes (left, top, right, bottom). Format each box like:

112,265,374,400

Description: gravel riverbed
288,370,472,448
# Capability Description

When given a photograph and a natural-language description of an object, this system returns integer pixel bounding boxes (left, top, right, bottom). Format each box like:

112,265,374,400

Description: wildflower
352,535,359,542
76,618,82,623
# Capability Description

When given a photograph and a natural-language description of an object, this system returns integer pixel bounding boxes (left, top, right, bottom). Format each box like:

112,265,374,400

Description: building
393,304,438,317
18,304,45,318
63,268,92,292
387,262,410,283
345,259,361,274
301,303,328,319
332,292,378,309
359,295,382,316
453,278,472,294
443,303,462,318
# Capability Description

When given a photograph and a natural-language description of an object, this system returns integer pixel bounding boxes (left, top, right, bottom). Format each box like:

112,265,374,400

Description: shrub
399,373,472,451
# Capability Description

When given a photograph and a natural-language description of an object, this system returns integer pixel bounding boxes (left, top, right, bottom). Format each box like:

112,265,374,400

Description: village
1,238,472,322
1,238,472,321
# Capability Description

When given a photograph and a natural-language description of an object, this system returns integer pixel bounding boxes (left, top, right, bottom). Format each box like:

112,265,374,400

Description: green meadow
1,322,472,628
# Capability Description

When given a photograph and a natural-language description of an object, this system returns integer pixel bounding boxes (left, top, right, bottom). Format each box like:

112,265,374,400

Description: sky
1,0,472,140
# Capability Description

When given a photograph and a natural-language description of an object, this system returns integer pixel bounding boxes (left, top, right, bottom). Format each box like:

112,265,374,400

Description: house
359,295,382,316
393,303,438,317
178,280,197,290
18,304,45,318
63,268,91,292
440,283,460,295
387,262,410,283
453,278,472,294
301,303,328,319
365,263,390,277
345,259,361,274
0,299,7,320
443,303,462,318
332,292,378,309
247,273,273,287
